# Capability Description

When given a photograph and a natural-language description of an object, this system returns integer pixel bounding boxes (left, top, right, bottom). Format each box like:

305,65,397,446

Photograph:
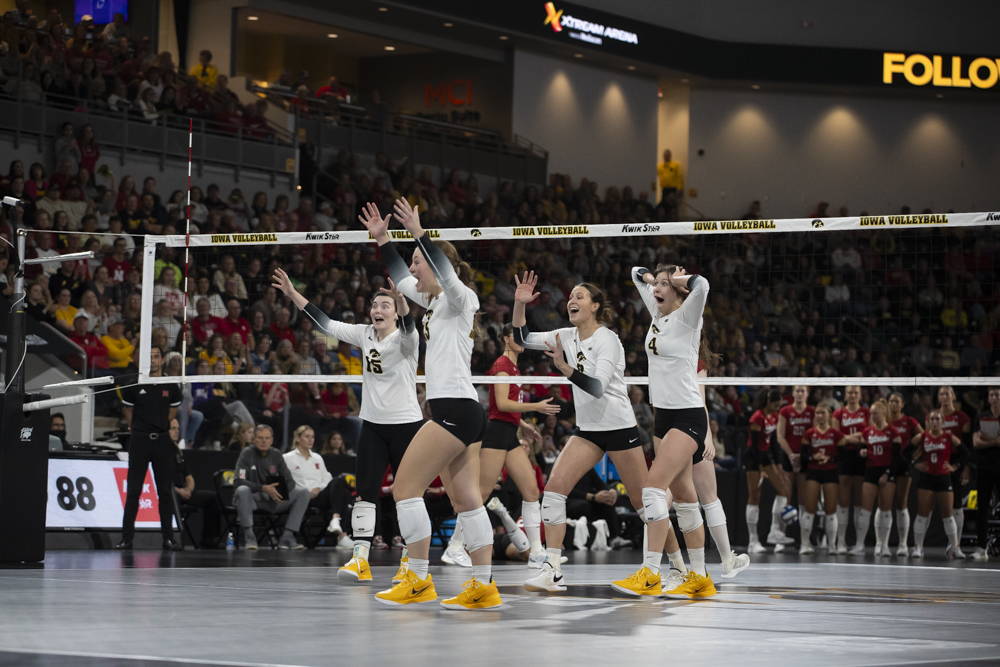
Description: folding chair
172,489,201,549
213,469,284,549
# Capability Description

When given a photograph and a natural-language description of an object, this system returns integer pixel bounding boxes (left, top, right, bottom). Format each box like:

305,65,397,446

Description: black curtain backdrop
173,0,191,72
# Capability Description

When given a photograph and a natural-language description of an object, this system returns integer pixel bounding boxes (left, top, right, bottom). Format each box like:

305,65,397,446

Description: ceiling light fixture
574,53,583,58
378,6,388,11
499,35,508,40
627,65,636,70
443,22,453,27
384,46,396,51
247,15,258,20
327,33,338,38
751,84,760,89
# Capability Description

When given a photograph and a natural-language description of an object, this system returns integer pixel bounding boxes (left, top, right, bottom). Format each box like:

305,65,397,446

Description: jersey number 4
647,338,659,356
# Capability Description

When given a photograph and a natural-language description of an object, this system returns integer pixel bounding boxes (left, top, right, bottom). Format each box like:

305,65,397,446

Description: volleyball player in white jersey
649,351,750,592
361,200,500,610
611,265,716,598
272,267,422,584
512,272,649,593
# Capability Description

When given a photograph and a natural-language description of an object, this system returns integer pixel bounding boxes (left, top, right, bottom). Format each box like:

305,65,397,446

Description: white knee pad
521,500,541,528
701,499,727,528
674,501,704,534
458,506,493,552
351,501,377,538
641,487,670,523
636,506,647,524
541,492,567,526
396,497,431,545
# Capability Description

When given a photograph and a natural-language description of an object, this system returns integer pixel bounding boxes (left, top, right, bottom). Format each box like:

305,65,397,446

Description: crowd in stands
3,104,998,465
0,8,271,136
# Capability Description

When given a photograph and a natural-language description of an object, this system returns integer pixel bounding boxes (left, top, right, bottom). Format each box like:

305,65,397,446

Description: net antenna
180,118,193,385
138,210,999,387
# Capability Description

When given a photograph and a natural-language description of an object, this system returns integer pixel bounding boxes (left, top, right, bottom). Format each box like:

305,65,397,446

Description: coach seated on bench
283,424,354,550
233,424,309,550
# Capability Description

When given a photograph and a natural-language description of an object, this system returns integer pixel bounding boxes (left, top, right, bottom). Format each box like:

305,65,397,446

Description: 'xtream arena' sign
544,2,638,46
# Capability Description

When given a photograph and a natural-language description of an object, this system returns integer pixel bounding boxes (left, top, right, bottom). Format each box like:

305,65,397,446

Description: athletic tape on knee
701,499,727,528
641,487,670,523
351,501,377,538
674,501,704,534
541,492,567,525
458,506,493,552
521,500,541,528
396,497,432,545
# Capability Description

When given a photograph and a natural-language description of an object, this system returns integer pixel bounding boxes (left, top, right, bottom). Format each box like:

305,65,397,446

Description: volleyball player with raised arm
481,324,561,568
272,262,422,585
832,386,869,555
512,272,649,594
615,265,745,599
362,199,501,610
855,399,903,557
887,392,922,556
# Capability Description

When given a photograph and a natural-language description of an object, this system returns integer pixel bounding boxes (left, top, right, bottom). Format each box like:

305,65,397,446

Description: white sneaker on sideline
970,547,989,561
767,530,795,545
774,543,785,553
661,567,686,590
749,541,767,554
528,552,548,569
896,544,910,557
947,546,967,560
848,544,865,556
911,546,924,559
721,553,750,579
523,563,566,592
799,544,815,555
441,545,472,567
336,534,354,551
835,542,848,555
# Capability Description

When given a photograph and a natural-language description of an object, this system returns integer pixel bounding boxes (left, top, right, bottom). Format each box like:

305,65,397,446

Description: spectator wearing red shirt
527,358,571,401
78,125,100,176
214,99,244,135
288,85,311,116
69,312,109,372
269,307,296,345
242,101,271,139
90,37,116,77
190,297,226,344
103,237,133,284
316,76,349,101
180,76,211,115
220,299,250,344
209,75,240,115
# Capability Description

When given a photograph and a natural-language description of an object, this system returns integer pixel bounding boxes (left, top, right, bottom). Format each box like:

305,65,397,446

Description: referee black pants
977,465,1000,549
122,432,176,541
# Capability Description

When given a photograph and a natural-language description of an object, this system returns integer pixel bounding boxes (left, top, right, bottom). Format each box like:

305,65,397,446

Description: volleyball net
136,210,1000,391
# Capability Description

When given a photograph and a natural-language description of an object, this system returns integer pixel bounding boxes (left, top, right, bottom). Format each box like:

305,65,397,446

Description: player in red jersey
932,386,972,558
832,386,870,554
855,399,903,557
745,389,797,554
911,410,967,559
887,392,922,557
776,385,814,549
479,324,561,568
799,405,855,554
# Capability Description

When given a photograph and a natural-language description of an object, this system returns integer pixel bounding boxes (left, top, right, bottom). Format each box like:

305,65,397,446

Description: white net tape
138,211,1000,387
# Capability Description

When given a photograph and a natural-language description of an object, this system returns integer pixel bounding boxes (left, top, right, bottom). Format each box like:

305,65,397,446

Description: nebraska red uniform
918,432,953,476
747,410,778,451
802,427,844,471
833,405,869,449
779,404,814,453
487,355,524,425
862,425,899,468
891,415,921,447
935,409,970,441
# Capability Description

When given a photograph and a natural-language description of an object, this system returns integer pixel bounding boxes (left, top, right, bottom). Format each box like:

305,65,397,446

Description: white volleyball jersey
302,305,422,424
633,267,709,410
520,326,635,432
396,275,479,401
